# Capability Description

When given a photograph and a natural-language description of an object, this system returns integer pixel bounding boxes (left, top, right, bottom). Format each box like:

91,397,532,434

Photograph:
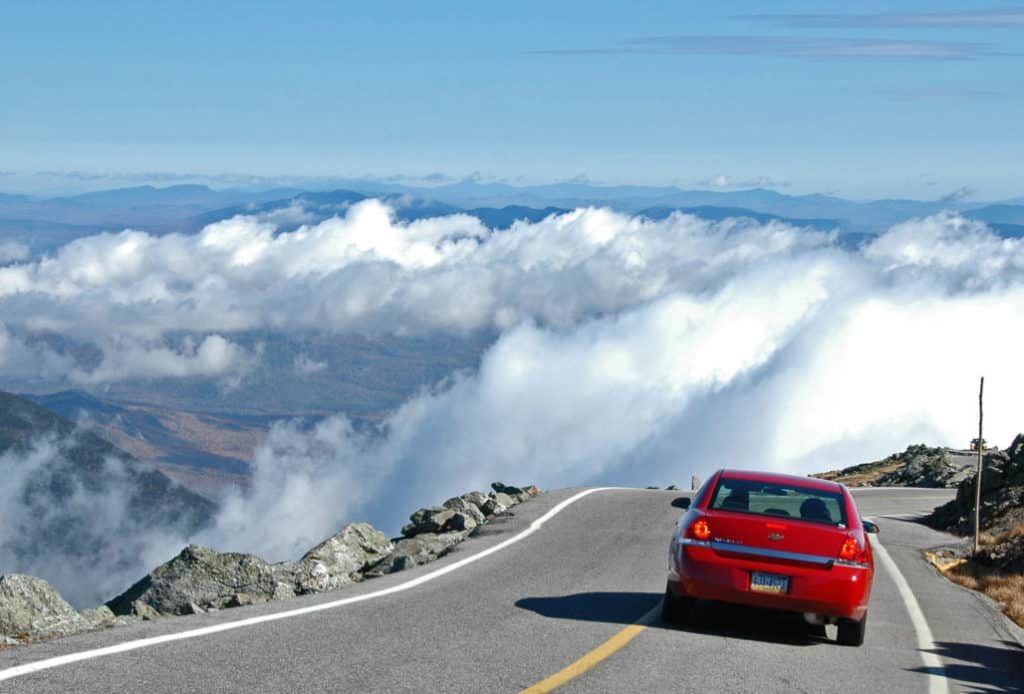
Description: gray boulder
79,605,135,630
79,605,115,627
182,601,206,615
272,582,296,601
492,491,518,508
449,512,478,533
443,496,486,525
0,575,90,639
107,545,295,616
491,482,531,503
481,495,509,517
461,491,490,511
402,507,456,537
294,522,394,594
366,531,469,576
225,593,256,608
130,600,162,620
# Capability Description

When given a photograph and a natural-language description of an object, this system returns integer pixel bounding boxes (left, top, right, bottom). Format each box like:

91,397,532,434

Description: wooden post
974,377,984,555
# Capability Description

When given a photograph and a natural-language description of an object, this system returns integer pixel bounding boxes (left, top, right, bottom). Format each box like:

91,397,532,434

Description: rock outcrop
401,507,455,537
106,544,296,617
378,483,541,574
928,435,1024,536
442,496,486,526
366,531,470,576
108,522,396,617
4,481,543,643
491,482,538,503
0,575,90,640
399,484,540,540
293,523,394,593
814,444,977,488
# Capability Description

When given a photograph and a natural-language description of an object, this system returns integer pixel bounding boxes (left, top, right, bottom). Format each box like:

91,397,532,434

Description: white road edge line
868,521,949,694
0,487,622,683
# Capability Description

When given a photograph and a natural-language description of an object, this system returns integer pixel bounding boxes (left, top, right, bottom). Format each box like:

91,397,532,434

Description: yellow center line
519,604,660,693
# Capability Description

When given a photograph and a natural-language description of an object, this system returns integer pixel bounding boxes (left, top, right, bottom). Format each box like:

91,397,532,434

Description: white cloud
0,201,832,385
197,416,387,561
67,334,255,385
3,203,1024,606
0,241,29,263
863,212,1024,286
293,353,327,375
178,210,1024,538
698,174,789,189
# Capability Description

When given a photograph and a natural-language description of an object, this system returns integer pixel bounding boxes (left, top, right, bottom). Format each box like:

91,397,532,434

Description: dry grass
812,460,904,487
1000,522,1024,541
947,561,1024,627
978,522,1024,547
978,531,1001,546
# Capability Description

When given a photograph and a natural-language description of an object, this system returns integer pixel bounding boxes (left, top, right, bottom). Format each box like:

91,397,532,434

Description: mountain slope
813,444,977,488
0,390,218,606
0,390,216,531
24,390,256,474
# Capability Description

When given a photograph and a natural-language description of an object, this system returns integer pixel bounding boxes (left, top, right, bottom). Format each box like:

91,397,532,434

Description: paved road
1,487,1022,693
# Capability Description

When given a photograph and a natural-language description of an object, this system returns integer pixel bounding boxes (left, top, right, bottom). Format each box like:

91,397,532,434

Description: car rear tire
836,614,866,646
662,583,693,625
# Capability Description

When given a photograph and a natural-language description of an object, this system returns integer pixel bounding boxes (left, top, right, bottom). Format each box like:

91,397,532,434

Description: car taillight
837,535,870,566
839,536,859,561
690,518,711,541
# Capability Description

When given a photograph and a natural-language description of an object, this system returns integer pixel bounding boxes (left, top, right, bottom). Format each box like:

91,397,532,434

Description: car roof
717,468,845,493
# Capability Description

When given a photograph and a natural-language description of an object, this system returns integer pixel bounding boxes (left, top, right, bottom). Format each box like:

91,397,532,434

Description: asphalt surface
1,487,1022,693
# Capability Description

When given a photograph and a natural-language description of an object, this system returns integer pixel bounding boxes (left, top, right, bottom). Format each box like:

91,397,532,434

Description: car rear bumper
669,541,871,621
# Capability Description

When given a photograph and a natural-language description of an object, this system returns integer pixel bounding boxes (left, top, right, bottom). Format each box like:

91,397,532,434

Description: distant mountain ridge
3,182,1023,255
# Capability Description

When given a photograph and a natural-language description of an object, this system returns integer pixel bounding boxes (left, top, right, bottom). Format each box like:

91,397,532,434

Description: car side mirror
672,497,691,510
862,520,879,534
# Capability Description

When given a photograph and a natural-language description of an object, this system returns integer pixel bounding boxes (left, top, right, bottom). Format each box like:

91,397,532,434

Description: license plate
750,571,789,594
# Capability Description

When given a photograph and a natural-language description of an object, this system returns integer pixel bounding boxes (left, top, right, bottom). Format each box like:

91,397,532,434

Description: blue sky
2,1,1022,199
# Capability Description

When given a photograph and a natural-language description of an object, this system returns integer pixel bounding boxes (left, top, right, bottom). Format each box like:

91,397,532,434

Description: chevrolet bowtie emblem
767,533,784,541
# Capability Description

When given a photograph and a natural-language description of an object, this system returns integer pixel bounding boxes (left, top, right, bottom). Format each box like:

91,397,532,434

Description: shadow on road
516,592,661,626
909,640,1024,694
515,592,830,647
879,513,934,524
675,600,830,647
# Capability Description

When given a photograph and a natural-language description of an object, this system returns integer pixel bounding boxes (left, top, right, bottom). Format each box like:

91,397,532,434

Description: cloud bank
0,201,832,384
245,211,1024,540
178,206,1024,555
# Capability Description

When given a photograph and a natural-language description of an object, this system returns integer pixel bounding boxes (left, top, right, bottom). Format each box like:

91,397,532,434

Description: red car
664,469,877,646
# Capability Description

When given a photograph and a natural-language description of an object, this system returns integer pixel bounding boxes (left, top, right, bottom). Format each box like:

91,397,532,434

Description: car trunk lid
706,510,847,568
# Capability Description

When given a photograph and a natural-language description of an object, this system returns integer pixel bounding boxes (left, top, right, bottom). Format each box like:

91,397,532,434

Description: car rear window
708,477,848,527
